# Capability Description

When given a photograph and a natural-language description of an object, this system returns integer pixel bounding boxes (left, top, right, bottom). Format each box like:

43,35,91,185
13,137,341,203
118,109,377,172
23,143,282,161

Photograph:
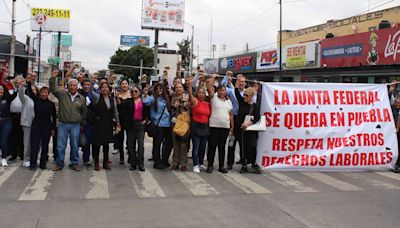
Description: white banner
256,83,398,171
141,0,185,32
30,8,70,32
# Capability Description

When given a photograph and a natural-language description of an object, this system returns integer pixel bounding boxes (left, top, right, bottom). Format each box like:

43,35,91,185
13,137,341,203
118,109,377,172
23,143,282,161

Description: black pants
116,128,126,162
127,123,145,168
9,113,24,159
241,131,258,166
396,132,400,166
92,144,109,164
52,127,58,161
30,124,52,168
152,126,173,166
227,115,242,166
207,127,229,168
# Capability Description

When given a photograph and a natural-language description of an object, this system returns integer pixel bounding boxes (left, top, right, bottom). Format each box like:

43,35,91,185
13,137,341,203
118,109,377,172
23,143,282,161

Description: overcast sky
1,0,399,71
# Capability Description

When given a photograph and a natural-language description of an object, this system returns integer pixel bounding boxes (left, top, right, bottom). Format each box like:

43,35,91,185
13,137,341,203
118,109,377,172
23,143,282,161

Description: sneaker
218,167,228,173
8,156,17,162
193,165,200,174
68,164,81,171
1,158,8,167
393,164,400,173
112,149,119,154
227,164,233,170
206,166,213,173
52,165,62,171
138,166,145,172
199,164,207,170
240,166,248,173
84,161,93,167
251,164,261,174
23,161,30,167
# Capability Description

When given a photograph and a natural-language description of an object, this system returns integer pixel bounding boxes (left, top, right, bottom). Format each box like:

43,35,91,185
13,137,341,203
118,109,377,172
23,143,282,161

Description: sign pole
37,27,42,83
57,31,62,69
279,0,283,78
153,29,159,77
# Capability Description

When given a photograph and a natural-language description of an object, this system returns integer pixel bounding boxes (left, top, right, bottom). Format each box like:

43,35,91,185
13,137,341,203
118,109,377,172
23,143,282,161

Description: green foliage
109,46,154,82
176,38,192,70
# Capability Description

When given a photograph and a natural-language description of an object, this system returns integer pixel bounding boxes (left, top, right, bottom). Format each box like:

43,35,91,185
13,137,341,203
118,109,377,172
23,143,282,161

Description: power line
2,0,12,16
21,0,31,9
347,0,395,17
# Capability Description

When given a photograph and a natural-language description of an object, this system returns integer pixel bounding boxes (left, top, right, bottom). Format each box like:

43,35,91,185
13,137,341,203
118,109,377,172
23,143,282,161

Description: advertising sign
321,27,400,68
141,0,185,32
257,83,398,171
52,34,72,47
203,59,219,74
283,41,319,69
218,52,257,74
120,35,150,47
31,8,70,32
256,49,279,71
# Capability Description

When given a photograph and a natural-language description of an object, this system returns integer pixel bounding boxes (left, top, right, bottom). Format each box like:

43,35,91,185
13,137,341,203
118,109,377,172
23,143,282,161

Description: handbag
146,105,166,137
191,122,210,137
245,104,267,132
173,112,190,137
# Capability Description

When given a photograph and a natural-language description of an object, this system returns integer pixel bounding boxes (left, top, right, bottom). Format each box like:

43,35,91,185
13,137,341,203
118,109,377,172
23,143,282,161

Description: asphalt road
1,140,400,228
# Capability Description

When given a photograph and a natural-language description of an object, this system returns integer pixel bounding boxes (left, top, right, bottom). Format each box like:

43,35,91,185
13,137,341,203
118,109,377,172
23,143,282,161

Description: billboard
120,35,150,47
321,27,400,68
256,49,280,71
203,59,219,74
31,8,70,32
141,0,185,32
283,41,319,69
218,52,257,74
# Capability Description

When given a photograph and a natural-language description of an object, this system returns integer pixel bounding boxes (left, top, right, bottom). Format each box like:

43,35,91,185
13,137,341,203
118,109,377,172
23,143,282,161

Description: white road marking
18,170,54,201
129,169,166,198
219,172,271,194
344,173,400,190
301,172,362,191
266,172,318,192
85,170,110,199
173,171,219,196
374,171,400,182
0,164,20,187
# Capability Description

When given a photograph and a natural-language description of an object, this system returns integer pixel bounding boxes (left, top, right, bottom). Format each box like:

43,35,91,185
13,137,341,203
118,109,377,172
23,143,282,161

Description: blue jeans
191,133,208,166
56,122,80,168
82,125,93,163
0,119,12,158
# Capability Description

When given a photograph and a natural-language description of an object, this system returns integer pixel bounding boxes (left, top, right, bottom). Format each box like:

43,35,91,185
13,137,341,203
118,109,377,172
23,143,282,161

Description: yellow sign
31,8,70,19
286,45,306,68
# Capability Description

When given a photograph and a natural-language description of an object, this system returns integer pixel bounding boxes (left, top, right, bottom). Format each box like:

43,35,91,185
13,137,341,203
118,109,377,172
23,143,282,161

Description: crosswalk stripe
18,170,54,201
0,164,20,187
85,170,110,199
301,172,362,191
344,173,400,190
374,172,400,182
173,171,220,196
219,172,272,194
128,169,166,198
266,172,318,192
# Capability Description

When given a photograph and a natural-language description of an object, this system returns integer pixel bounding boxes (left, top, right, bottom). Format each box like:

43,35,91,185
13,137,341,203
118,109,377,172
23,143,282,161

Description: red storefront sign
321,27,400,68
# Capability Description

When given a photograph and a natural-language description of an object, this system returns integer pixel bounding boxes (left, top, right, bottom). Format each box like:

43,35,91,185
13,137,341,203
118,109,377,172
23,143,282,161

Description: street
0,140,399,228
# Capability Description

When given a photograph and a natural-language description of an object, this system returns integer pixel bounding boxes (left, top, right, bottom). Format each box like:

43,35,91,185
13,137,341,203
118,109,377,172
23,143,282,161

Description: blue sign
120,35,150,47
322,44,363,58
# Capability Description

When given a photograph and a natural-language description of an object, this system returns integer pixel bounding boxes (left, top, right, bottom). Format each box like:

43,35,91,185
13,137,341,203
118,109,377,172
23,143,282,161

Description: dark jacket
118,98,150,130
91,93,118,145
0,84,16,121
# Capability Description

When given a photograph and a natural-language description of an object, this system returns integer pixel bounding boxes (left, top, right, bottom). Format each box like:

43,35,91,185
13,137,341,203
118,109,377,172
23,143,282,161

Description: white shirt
69,93,78,102
209,95,233,129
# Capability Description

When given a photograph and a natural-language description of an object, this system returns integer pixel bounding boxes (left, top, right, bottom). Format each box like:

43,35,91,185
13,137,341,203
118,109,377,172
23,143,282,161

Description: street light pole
279,0,283,77
189,24,194,75
10,0,17,77
153,29,159,78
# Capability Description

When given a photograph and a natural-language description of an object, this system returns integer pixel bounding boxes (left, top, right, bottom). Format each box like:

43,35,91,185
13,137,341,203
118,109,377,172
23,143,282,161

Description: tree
109,46,154,82
177,37,195,74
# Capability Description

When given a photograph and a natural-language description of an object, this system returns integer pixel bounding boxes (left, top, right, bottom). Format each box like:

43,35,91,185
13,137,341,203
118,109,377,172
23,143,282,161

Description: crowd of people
0,65,263,174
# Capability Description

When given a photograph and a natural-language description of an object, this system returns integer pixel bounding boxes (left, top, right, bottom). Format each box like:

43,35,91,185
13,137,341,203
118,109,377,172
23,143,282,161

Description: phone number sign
31,8,70,32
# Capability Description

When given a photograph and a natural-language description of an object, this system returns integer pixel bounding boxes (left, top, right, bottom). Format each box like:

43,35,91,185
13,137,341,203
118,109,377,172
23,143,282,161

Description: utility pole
279,0,283,76
10,0,16,77
57,32,62,69
189,24,194,75
37,27,42,82
153,29,159,78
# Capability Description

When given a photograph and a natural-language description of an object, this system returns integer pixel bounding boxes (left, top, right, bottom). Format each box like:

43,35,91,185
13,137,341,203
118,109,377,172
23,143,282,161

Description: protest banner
256,83,398,171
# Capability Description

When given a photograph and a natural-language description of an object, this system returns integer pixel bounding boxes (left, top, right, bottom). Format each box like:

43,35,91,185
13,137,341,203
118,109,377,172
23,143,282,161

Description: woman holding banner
236,87,261,174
